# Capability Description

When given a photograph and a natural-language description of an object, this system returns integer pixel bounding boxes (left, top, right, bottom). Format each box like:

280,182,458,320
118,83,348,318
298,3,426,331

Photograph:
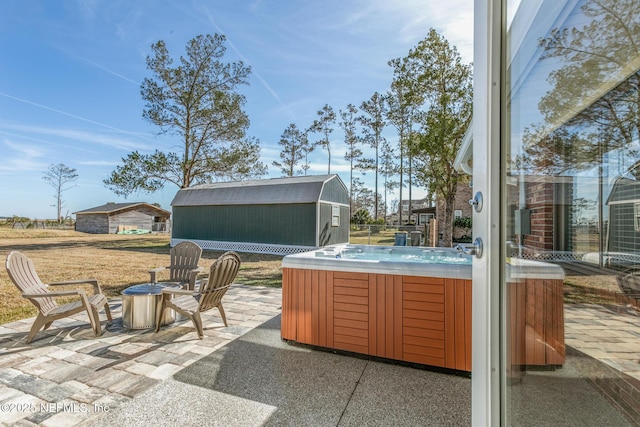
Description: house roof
74,202,171,216
171,175,344,207
412,207,437,215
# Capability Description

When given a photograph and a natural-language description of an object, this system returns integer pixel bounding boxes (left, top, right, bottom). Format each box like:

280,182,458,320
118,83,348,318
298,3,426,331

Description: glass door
496,0,640,425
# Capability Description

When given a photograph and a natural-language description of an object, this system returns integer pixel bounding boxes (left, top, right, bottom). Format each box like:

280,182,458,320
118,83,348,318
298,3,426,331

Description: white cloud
0,92,153,144
339,0,474,62
3,138,46,159
0,138,48,172
0,122,148,152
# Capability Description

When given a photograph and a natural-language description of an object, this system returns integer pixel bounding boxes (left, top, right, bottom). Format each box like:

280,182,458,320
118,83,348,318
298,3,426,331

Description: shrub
453,216,472,229
351,208,372,225
453,216,473,242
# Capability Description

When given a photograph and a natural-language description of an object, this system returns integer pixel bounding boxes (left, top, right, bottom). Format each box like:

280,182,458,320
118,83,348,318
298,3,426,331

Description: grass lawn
0,229,283,324
348,227,398,245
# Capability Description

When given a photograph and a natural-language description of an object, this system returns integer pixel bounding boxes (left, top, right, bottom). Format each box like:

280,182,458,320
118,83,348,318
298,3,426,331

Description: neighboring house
170,174,350,255
74,202,171,234
402,197,432,225
387,197,433,226
402,182,473,246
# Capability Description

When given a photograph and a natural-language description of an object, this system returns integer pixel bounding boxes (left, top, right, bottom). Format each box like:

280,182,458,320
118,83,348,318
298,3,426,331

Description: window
331,205,340,227
419,213,434,225
635,203,640,232
454,210,462,219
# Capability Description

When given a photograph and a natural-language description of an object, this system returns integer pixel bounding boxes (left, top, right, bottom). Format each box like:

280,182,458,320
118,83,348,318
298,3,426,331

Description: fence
350,224,431,246
10,220,75,230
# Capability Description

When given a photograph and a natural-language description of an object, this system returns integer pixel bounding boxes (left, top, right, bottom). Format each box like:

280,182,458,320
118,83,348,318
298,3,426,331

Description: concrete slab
340,361,471,426
95,315,472,426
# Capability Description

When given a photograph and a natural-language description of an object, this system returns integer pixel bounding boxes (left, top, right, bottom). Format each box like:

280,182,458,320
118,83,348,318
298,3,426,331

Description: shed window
332,205,340,227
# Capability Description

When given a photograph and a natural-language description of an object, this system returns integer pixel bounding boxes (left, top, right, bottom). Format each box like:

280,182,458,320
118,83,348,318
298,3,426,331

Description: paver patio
0,284,283,426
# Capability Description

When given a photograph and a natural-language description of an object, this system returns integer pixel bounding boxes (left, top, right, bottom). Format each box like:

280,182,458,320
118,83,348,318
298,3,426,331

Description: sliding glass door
474,0,640,425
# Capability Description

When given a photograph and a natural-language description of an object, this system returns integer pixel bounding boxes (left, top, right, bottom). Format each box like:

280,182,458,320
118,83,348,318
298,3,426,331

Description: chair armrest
186,266,205,290
48,279,98,286
23,289,85,298
193,266,204,274
149,267,169,284
47,279,103,295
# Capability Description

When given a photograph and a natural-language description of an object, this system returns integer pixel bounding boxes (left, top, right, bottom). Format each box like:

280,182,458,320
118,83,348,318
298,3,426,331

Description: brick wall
519,180,556,251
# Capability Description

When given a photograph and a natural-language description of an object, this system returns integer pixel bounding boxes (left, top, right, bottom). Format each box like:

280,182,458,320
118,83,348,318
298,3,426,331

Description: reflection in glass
504,0,640,424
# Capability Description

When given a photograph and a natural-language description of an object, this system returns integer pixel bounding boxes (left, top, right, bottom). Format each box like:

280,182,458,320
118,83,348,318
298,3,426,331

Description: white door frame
472,0,502,425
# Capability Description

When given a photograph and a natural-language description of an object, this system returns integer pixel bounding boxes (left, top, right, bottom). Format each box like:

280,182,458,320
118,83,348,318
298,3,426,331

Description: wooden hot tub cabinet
282,263,566,372
508,277,565,367
281,268,473,372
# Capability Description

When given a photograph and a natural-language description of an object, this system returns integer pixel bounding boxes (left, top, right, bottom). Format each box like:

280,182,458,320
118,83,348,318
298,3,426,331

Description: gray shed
171,174,350,255
74,202,171,234
607,176,640,255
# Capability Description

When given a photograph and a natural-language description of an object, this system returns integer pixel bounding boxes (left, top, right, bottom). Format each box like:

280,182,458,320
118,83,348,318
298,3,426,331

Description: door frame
471,0,503,425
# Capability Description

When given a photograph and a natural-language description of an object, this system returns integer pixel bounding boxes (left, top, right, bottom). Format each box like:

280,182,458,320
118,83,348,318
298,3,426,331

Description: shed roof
607,177,640,205
74,202,171,216
172,175,345,207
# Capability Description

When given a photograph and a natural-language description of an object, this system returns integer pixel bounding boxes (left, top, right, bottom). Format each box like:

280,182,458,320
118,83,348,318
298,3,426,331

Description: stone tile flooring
0,284,282,426
565,303,640,385
564,303,640,423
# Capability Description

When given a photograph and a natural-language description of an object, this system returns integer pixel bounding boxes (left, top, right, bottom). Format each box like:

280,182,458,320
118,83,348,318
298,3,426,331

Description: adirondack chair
5,251,113,343
155,251,240,339
149,241,203,290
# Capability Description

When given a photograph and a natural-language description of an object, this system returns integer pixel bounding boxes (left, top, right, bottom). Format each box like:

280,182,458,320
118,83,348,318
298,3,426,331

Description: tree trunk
57,189,62,224
442,193,456,247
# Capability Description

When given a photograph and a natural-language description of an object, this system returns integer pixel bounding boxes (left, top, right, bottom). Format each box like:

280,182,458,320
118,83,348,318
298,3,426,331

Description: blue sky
0,0,473,219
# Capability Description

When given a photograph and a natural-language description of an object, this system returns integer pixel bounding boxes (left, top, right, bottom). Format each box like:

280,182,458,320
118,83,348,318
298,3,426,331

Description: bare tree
43,163,78,223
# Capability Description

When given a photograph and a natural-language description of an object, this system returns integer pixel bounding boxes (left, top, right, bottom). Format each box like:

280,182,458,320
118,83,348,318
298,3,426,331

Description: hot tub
286,244,472,277
281,244,473,371
281,244,565,372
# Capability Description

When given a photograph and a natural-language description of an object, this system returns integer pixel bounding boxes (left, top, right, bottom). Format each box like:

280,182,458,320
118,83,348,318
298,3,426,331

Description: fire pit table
121,283,180,329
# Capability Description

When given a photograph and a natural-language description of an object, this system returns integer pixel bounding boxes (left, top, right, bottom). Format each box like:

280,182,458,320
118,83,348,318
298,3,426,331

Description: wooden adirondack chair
5,251,113,343
149,241,203,290
155,251,240,339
